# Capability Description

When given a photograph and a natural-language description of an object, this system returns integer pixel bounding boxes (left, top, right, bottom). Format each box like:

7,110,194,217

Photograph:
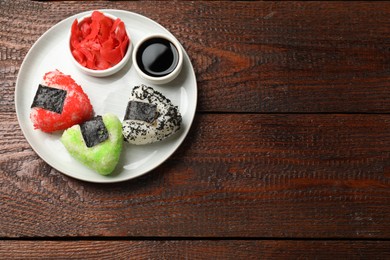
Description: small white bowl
69,11,132,77
132,34,183,85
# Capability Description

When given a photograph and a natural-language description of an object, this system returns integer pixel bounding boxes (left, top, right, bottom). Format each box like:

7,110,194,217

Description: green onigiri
61,113,123,175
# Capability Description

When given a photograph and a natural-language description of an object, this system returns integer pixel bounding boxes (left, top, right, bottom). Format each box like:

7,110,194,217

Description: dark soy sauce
136,37,179,77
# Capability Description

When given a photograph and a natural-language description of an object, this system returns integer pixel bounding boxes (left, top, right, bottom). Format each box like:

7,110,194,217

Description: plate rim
15,9,197,183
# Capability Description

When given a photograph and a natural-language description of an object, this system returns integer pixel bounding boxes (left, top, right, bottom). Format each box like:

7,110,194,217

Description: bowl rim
69,10,132,77
132,33,184,84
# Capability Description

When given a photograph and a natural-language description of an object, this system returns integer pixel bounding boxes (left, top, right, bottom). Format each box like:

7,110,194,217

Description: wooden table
1,0,390,258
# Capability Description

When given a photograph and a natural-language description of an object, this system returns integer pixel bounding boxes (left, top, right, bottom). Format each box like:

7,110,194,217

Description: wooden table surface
1,0,390,258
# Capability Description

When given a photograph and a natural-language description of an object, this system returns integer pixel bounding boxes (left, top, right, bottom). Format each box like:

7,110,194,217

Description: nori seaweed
80,116,109,148
31,84,67,114
124,101,157,123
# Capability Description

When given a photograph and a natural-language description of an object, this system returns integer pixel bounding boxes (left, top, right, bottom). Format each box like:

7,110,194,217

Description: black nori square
31,84,67,114
124,101,157,123
80,116,109,148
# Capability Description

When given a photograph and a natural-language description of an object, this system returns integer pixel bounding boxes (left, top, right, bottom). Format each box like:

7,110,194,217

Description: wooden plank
1,112,390,238
2,1,390,113
0,240,389,259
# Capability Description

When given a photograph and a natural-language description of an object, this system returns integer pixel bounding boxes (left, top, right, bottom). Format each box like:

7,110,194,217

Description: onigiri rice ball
30,70,93,133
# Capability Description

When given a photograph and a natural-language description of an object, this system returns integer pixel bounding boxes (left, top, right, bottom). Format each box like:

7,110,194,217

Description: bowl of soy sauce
133,34,183,85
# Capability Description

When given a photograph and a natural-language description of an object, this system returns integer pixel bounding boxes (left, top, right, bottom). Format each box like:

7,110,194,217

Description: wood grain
1,240,389,259
1,112,390,238
2,1,390,112
1,0,390,256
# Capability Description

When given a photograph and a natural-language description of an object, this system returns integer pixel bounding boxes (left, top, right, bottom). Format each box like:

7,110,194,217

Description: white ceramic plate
15,10,197,183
